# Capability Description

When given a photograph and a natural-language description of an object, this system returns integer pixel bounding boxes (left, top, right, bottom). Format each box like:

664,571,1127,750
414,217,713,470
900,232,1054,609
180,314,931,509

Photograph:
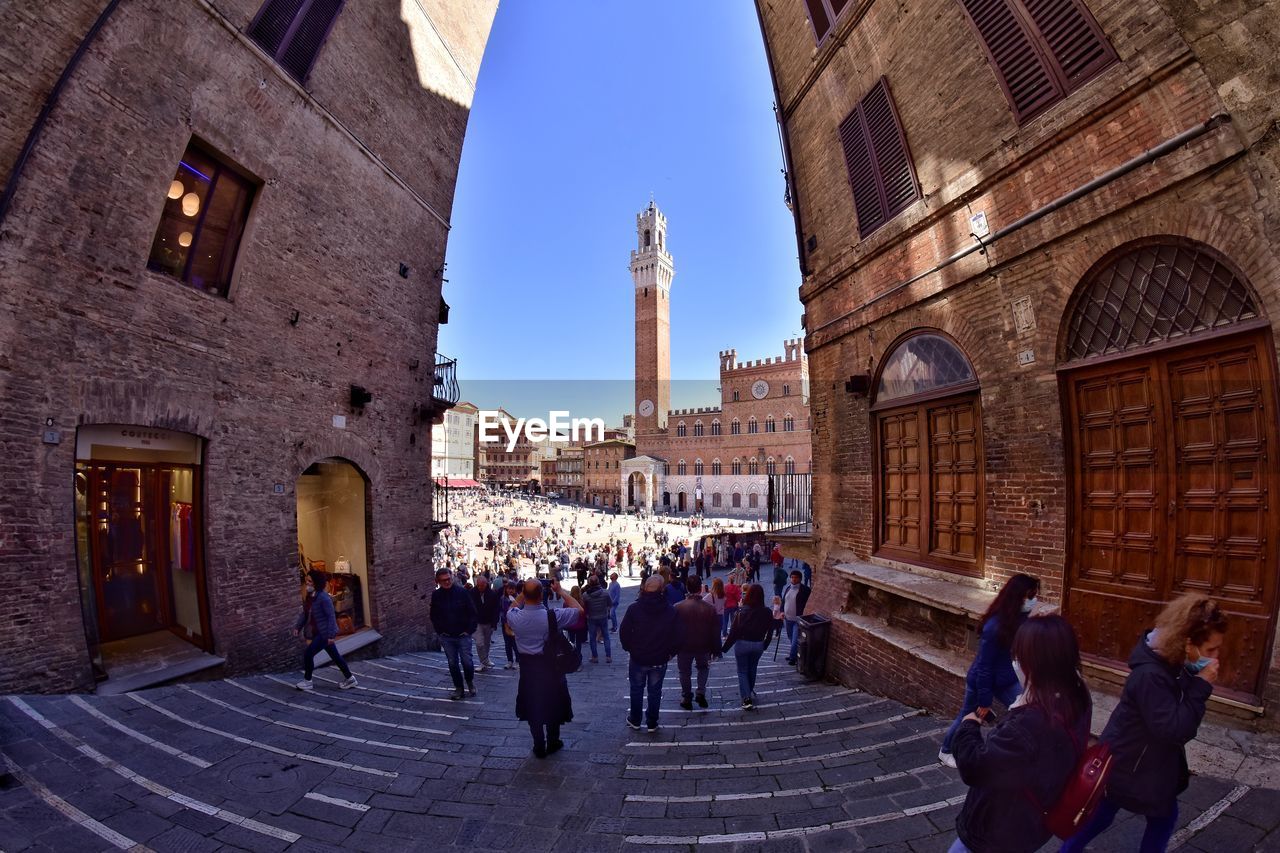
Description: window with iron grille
148,141,256,298
957,0,1115,124
247,0,345,83
1063,239,1259,362
803,0,853,43
839,78,920,238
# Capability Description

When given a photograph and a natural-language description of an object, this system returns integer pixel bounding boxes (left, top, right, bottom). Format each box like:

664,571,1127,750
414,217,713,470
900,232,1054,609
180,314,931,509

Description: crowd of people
293,489,1231,853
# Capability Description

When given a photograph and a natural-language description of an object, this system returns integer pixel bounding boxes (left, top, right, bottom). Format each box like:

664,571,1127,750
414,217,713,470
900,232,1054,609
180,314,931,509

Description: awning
435,478,482,488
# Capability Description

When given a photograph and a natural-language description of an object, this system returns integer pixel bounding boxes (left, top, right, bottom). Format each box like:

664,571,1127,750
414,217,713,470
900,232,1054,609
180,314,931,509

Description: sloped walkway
1,646,1276,852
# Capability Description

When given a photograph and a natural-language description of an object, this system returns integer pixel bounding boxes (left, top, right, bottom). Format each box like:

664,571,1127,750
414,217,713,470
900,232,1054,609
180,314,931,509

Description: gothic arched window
676,421,686,437
693,420,704,437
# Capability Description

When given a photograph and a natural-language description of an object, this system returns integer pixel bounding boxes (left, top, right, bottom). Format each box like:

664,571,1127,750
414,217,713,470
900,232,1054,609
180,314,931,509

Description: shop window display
296,459,372,635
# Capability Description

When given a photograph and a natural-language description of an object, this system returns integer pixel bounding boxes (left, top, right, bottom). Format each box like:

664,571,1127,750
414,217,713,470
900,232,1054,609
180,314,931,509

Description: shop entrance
1061,239,1280,701
75,425,211,681
296,459,373,636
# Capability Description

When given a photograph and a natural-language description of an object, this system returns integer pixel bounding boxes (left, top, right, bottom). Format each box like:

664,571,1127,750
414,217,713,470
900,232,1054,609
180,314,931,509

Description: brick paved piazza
3,631,1278,853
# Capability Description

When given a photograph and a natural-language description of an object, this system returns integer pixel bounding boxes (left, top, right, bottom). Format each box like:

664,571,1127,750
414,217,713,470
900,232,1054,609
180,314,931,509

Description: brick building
556,445,585,502
0,0,495,693
625,202,813,517
584,439,636,509
758,0,1280,721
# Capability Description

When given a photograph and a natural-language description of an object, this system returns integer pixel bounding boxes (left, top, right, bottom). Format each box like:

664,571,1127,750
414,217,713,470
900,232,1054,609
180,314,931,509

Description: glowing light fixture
168,180,184,200
182,192,200,217
178,231,193,248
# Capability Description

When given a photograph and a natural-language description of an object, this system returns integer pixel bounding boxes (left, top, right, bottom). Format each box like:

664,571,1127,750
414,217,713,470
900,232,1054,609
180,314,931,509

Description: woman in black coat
1060,594,1227,853
505,579,584,757
950,614,1091,853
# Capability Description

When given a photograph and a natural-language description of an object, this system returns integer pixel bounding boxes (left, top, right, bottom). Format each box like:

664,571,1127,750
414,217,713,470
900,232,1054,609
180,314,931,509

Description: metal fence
767,473,812,532
431,478,449,536
432,353,460,407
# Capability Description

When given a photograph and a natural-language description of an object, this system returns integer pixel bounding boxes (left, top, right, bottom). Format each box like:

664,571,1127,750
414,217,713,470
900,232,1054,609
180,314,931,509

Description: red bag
1044,741,1113,839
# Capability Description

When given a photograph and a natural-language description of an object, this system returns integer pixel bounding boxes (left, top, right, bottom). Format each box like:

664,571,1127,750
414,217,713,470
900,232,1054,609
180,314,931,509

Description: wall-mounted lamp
350,385,372,410
845,374,871,396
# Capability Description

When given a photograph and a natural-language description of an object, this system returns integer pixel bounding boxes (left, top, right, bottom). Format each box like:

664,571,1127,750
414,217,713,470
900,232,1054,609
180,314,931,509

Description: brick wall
758,0,1280,720
0,0,496,693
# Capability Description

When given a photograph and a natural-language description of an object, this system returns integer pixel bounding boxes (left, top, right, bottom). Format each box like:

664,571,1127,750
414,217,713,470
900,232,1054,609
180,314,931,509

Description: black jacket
619,591,684,666
675,595,720,655
471,585,502,626
953,704,1088,853
781,582,810,618
1100,632,1213,816
722,605,774,652
430,584,478,637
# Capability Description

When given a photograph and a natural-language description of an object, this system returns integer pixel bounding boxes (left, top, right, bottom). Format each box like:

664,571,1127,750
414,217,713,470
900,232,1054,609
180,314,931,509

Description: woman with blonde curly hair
1060,593,1228,853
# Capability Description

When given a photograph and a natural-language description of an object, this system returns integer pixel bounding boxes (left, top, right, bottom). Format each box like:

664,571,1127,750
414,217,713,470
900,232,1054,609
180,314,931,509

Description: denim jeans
723,607,738,636
1059,797,1178,853
733,640,765,700
588,618,611,659
475,623,495,667
785,618,800,662
609,605,619,631
940,677,1022,752
628,661,667,727
677,651,710,699
947,839,973,853
439,634,475,691
303,635,351,680
502,629,517,664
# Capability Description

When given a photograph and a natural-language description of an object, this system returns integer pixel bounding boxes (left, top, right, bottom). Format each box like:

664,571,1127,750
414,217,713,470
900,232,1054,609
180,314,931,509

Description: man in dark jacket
430,567,479,699
619,575,684,732
781,569,811,665
674,577,720,710
470,575,502,672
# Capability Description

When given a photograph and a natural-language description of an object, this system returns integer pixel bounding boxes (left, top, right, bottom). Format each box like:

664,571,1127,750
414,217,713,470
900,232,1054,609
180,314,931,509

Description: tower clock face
638,399,655,417
751,380,769,400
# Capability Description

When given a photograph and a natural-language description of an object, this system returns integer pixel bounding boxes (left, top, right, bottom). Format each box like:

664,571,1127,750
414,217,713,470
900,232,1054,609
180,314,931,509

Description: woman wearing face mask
1060,594,1228,853
939,573,1040,768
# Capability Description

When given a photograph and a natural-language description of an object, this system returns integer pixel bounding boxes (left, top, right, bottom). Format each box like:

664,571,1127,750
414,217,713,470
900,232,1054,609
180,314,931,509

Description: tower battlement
720,339,808,372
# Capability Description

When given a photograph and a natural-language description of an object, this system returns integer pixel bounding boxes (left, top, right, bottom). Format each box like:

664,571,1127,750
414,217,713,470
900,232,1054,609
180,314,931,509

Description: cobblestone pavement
2,646,1278,853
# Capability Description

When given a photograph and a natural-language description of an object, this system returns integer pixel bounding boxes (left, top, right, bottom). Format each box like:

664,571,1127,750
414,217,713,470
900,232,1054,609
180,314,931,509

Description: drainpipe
754,0,809,279
810,112,1233,337
0,0,124,230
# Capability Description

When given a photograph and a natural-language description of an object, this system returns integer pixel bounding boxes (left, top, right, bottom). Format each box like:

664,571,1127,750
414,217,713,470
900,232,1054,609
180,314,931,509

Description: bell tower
631,200,674,435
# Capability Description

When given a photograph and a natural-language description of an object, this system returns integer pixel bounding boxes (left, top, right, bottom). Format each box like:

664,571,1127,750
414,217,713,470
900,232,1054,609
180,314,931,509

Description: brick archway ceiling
1065,242,1259,361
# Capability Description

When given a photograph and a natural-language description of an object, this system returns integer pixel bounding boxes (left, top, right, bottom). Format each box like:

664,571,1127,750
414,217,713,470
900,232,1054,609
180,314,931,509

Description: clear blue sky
439,0,803,418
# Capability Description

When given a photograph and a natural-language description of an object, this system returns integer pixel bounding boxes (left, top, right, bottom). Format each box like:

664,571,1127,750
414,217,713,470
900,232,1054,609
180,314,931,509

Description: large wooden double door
1066,330,1280,700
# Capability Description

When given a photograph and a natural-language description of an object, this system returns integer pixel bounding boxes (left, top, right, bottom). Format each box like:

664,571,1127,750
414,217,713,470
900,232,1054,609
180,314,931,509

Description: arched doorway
627,471,646,509
297,459,373,636
1060,238,1279,700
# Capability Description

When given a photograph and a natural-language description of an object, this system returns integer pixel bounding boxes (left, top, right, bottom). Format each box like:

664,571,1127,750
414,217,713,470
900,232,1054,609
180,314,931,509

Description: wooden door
1167,336,1277,696
1066,331,1279,699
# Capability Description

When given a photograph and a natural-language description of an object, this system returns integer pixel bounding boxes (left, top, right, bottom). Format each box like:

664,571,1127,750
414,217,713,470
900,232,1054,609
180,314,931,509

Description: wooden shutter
839,78,920,238
959,0,1115,123
804,0,832,41
1020,0,1116,86
247,0,344,82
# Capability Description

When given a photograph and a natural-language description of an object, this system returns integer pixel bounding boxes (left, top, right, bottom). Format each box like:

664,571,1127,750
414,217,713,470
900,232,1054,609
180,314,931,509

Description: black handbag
546,608,582,675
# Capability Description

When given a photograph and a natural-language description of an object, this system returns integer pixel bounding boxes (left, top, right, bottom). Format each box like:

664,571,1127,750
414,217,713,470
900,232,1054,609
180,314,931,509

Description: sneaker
646,723,659,733
938,750,957,769
742,698,754,710
479,664,492,672
605,657,612,664
504,662,514,670
695,693,708,708
340,676,358,690
449,689,465,701
590,658,599,664
626,716,641,730
680,697,693,711
466,683,477,697
295,679,314,691
548,739,564,755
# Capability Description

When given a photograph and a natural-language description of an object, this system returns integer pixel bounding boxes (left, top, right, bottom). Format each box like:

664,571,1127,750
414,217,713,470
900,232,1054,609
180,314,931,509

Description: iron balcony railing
433,353,460,407
431,477,450,537
767,472,812,532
